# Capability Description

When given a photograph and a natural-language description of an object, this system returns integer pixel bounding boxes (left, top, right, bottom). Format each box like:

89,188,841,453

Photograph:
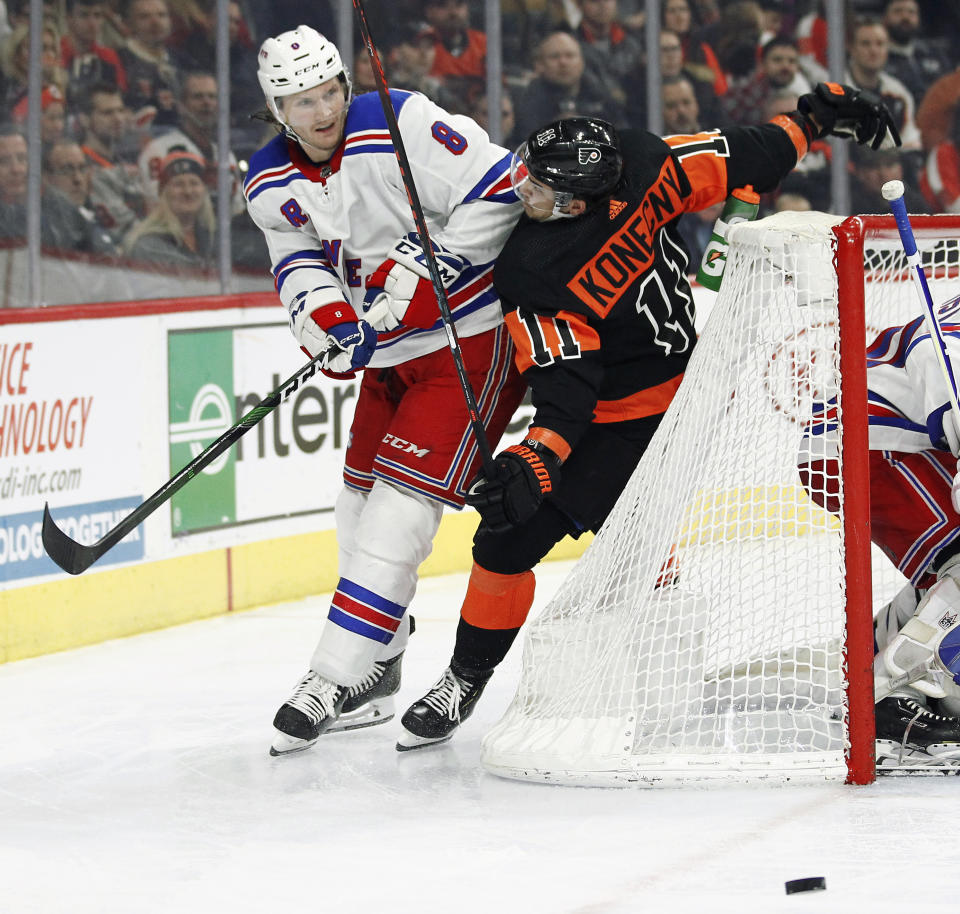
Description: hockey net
481,212,960,786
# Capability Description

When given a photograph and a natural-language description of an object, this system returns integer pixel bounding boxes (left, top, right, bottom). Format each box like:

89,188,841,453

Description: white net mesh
481,212,960,786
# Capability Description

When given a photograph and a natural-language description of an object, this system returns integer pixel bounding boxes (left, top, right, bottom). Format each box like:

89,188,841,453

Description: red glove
362,233,468,331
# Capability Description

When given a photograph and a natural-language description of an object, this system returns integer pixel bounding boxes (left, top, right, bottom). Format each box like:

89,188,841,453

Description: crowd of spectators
1,0,960,285
354,0,960,267
0,0,271,274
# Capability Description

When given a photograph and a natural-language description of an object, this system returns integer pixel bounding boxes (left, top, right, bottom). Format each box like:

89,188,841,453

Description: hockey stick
42,352,326,575
351,0,497,478
882,179,960,420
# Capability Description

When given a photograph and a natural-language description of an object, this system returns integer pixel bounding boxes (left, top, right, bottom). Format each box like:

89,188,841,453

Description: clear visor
510,143,573,217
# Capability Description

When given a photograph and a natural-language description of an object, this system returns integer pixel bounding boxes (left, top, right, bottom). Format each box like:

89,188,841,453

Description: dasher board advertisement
167,323,356,534
1,306,358,587
0,327,150,583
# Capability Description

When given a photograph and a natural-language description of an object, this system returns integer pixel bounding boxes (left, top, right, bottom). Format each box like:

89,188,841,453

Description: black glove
798,82,901,150
466,439,562,534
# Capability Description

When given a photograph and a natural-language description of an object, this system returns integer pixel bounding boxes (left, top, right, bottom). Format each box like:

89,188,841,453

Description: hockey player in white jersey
245,25,525,755
799,295,960,768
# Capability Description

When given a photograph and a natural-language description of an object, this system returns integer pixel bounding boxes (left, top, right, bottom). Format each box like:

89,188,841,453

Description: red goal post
480,212,960,787
837,214,960,783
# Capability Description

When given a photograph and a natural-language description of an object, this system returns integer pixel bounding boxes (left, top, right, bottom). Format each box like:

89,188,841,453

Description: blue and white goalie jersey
244,90,521,367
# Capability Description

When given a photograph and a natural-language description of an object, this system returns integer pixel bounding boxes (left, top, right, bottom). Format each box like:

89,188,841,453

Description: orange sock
460,562,536,630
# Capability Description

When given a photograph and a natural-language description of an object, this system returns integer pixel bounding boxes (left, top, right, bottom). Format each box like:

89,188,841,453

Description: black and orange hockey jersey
492,120,808,454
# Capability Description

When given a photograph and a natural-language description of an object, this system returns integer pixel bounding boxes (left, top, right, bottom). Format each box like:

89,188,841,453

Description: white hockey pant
876,553,960,706
310,480,443,687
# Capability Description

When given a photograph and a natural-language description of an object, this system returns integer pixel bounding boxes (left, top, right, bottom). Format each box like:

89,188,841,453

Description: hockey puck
785,877,826,895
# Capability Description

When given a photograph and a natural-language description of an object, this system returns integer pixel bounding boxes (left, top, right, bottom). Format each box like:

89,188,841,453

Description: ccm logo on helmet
578,147,601,165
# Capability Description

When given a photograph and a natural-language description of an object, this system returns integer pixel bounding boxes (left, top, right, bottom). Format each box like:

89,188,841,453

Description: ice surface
2,561,958,914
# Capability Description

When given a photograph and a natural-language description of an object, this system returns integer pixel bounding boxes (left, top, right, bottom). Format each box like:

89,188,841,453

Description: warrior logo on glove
466,438,562,534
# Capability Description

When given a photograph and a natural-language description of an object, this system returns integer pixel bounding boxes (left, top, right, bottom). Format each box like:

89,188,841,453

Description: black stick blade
42,503,104,575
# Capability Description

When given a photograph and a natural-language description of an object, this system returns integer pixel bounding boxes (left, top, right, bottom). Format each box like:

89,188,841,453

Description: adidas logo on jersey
609,199,627,219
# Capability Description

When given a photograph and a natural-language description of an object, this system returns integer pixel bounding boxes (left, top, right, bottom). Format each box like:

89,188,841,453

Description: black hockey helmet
519,117,623,200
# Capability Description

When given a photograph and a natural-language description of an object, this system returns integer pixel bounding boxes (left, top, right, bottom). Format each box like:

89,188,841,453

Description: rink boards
0,295,590,662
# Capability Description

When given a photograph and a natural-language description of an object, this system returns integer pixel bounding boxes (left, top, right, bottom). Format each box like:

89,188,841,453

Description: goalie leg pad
874,582,923,653
877,553,960,701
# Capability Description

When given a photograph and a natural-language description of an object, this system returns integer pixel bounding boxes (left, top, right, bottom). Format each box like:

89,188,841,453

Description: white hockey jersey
243,90,522,368
804,294,960,459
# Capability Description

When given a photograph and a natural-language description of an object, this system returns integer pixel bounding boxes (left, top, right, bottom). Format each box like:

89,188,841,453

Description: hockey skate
270,671,348,756
396,663,492,751
875,696,960,771
270,618,414,755
327,652,405,733
327,615,414,734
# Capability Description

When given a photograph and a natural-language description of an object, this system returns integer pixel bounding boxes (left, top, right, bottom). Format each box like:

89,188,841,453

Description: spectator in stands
916,69,960,151
627,27,725,129
0,20,68,118
850,144,929,214
3,0,65,33
757,0,785,45
514,30,626,138
573,0,642,117
690,0,720,27
352,44,379,96
125,150,215,268
61,0,128,105
77,83,146,238
664,0,727,99
467,82,521,148
499,0,572,67
166,0,211,59
722,36,811,126
846,17,922,150
94,1,131,52
0,126,28,240
662,73,702,134
0,127,115,252
11,84,68,145
704,1,764,84
245,1,337,51
137,71,241,213
118,0,181,129
796,3,828,84
882,0,951,108
919,115,960,213
422,0,486,80
42,139,120,252
176,1,261,129
225,3,262,131
659,27,686,81
663,0,693,37
386,21,447,101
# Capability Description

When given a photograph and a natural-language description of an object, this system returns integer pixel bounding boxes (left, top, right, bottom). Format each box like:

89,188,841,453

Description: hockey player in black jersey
397,83,902,751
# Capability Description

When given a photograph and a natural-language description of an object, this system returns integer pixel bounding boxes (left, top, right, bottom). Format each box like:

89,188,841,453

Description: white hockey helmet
257,25,352,125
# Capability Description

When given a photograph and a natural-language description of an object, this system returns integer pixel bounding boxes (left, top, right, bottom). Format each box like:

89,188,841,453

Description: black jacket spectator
515,31,627,138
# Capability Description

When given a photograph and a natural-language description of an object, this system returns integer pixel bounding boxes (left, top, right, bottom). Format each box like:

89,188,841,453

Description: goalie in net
397,84,903,751
800,297,960,769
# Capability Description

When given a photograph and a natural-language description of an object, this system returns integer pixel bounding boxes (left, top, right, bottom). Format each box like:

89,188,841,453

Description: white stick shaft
884,182,960,420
